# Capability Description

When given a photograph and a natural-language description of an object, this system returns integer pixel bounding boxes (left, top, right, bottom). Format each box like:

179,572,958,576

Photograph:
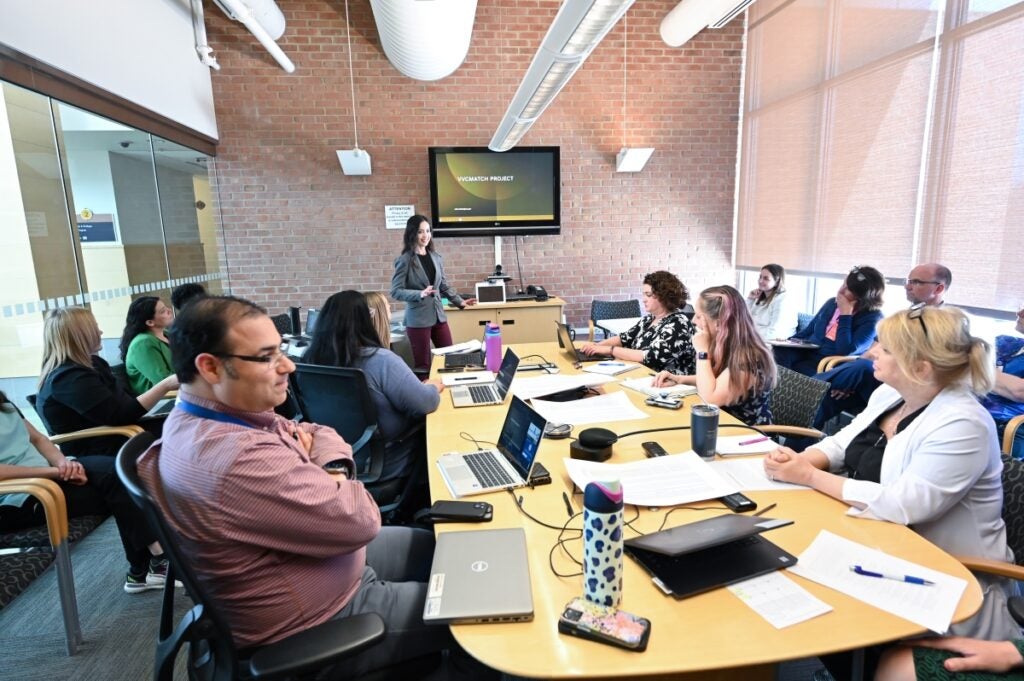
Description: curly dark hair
643,271,688,312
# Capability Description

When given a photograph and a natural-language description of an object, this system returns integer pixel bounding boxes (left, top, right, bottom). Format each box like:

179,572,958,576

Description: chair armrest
816,355,858,373
588,320,596,343
0,478,68,546
247,612,386,679
1003,414,1024,457
953,555,1024,580
50,425,144,446
759,425,826,440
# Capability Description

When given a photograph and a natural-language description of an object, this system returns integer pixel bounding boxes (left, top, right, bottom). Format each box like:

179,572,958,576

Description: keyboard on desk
445,351,484,368
463,451,515,487
468,384,497,404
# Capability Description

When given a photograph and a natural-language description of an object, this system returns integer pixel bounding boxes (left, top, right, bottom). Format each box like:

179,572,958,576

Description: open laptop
554,321,603,363
624,514,796,599
436,395,546,498
423,528,534,624
450,348,519,408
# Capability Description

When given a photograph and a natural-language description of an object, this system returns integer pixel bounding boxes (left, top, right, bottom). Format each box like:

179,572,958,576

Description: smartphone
557,597,651,651
426,500,493,523
645,395,683,410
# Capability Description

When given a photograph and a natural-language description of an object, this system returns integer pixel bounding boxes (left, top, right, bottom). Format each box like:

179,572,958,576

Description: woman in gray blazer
390,215,475,370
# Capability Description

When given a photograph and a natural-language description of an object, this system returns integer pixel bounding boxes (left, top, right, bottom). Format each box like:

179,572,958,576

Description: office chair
760,367,829,443
1003,415,1024,461
289,364,426,523
269,312,293,337
114,432,387,681
795,312,815,336
589,299,642,341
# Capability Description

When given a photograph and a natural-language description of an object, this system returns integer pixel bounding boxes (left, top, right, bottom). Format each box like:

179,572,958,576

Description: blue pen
849,565,935,586
598,362,625,366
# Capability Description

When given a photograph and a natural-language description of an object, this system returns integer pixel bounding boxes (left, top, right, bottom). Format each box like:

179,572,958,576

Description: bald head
905,263,951,305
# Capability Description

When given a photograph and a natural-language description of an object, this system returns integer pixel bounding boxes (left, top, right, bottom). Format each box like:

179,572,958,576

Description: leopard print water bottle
583,480,624,608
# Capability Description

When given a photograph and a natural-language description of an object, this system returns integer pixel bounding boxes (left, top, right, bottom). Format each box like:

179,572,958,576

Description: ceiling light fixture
489,0,635,152
369,0,478,81
659,0,757,48
615,13,654,172
337,0,371,175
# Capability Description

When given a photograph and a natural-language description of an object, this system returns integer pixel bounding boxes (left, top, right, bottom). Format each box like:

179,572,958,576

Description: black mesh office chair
269,313,293,336
589,299,642,341
115,432,387,681
289,364,426,523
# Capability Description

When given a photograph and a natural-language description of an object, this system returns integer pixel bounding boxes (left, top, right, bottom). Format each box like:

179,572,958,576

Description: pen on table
740,436,771,446
849,565,935,585
562,492,574,518
598,362,625,366
753,502,776,517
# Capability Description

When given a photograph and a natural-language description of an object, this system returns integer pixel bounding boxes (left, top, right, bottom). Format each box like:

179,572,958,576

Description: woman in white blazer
390,215,475,371
745,263,798,340
765,305,1017,643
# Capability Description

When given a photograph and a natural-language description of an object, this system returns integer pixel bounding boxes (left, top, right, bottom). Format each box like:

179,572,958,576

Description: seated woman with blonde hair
764,305,1018,643
653,285,776,425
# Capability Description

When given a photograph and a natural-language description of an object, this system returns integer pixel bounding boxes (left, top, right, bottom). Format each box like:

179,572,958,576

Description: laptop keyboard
464,452,515,488
469,385,496,403
445,352,483,367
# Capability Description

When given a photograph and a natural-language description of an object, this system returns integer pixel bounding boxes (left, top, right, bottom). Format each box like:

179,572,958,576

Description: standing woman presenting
391,215,475,371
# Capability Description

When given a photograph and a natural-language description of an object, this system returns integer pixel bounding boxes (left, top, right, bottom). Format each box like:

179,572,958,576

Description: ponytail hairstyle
876,305,994,395
119,296,160,362
699,285,777,395
755,264,786,306
40,308,101,387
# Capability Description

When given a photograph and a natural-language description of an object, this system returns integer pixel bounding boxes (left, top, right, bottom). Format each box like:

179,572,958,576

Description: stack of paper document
581,362,640,376
619,376,698,398
531,391,648,426
716,434,778,456
563,451,738,506
511,374,616,401
430,339,482,356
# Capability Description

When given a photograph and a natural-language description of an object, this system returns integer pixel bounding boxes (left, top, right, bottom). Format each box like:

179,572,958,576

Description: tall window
736,0,1024,312
0,81,226,391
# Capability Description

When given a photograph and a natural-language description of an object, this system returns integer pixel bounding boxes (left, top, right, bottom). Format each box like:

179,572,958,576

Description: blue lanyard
176,399,258,430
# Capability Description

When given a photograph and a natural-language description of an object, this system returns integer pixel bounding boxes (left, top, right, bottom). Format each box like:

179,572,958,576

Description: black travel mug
691,404,720,459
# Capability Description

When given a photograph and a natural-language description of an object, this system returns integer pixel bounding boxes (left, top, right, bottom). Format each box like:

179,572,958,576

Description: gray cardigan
390,250,464,328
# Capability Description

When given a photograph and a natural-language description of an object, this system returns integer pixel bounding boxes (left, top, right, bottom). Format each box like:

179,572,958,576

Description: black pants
0,455,154,573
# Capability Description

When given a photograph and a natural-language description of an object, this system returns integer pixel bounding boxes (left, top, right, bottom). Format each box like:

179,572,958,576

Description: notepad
619,376,698,399
580,362,640,376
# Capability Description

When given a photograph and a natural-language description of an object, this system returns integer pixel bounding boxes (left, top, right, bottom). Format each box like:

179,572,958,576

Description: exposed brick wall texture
206,0,743,326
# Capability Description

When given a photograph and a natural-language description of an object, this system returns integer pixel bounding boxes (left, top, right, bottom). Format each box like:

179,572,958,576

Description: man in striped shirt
138,296,455,677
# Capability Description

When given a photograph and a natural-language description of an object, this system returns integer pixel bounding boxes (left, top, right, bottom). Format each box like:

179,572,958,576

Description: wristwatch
697,351,709,360
323,458,354,479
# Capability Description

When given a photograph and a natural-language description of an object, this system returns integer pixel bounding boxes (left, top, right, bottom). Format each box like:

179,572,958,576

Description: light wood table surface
426,342,982,680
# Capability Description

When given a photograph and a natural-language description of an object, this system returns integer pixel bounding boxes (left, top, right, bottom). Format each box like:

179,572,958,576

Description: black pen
562,491,574,518
753,502,777,517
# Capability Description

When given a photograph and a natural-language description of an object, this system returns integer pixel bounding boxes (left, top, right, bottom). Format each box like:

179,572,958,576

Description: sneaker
124,557,178,593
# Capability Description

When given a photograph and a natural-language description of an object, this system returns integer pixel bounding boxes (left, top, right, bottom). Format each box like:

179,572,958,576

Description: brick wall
206,0,743,326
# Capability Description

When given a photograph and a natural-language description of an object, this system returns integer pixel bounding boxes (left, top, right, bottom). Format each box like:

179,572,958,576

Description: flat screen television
428,146,560,237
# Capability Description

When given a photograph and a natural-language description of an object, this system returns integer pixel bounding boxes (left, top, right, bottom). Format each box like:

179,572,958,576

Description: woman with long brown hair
653,285,776,424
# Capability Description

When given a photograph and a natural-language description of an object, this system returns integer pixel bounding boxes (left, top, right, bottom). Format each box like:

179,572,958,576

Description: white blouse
746,291,798,341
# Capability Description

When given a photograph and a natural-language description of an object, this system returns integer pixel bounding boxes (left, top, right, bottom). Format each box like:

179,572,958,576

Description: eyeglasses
908,302,929,339
905,279,941,287
215,347,291,369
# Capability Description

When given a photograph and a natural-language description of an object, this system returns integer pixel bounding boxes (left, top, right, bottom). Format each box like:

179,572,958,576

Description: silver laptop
423,528,534,624
437,395,546,498
554,321,603,362
450,348,519,408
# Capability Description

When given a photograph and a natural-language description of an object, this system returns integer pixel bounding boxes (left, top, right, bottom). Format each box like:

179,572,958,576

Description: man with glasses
136,296,475,678
812,264,952,430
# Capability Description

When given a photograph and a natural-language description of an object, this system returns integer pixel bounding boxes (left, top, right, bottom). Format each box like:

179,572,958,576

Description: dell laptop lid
423,528,534,624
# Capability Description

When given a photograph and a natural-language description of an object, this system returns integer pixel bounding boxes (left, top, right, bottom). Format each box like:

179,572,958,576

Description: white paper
716,435,781,456
580,361,640,376
707,458,806,491
511,373,617,400
430,339,482,356
618,376,699,399
728,571,833,629
530,391,649,426
563,451,738,506
788,530,967,634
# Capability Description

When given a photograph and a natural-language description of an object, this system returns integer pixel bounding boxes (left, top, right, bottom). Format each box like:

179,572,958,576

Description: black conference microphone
571,424,763,462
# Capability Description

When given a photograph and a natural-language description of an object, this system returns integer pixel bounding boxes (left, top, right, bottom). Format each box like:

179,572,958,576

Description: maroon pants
406,322,454,371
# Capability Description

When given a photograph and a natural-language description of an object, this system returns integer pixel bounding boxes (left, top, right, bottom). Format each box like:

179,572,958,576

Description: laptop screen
494,349,520,398
497,396,546,478
306,308,320,336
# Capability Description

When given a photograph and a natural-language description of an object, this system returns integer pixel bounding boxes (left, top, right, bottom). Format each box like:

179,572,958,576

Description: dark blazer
390,250,464,328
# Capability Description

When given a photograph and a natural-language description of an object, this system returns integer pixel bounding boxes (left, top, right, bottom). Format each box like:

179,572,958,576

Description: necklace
873,401,908,448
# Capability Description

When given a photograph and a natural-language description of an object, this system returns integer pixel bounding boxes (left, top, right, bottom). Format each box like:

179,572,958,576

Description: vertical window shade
738,0,1024,312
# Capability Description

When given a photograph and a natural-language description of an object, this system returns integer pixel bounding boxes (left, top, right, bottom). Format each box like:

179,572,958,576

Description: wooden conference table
426,342,981,680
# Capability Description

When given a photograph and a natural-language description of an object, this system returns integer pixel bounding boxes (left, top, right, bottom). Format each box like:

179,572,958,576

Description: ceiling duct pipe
369,0,478,81
489,0,635,152
659,0,757,47
211,0,295,73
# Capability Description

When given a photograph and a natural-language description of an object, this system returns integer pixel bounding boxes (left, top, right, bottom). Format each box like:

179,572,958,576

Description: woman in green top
120,296,174,395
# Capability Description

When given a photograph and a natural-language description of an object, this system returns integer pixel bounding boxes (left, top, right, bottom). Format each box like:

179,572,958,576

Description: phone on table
645,395,683,410
424,500,493,522
557,597,651,651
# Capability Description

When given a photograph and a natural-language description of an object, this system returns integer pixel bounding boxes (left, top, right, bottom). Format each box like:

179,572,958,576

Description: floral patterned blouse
617,310,696,375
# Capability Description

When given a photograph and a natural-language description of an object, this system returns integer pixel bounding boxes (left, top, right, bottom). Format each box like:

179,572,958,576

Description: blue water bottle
485,322,502,372
583,480,624,608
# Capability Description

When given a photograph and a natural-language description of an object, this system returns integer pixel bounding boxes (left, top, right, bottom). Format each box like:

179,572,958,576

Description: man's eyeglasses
905,279,940,287
215,347,291,368
908,302,929,339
